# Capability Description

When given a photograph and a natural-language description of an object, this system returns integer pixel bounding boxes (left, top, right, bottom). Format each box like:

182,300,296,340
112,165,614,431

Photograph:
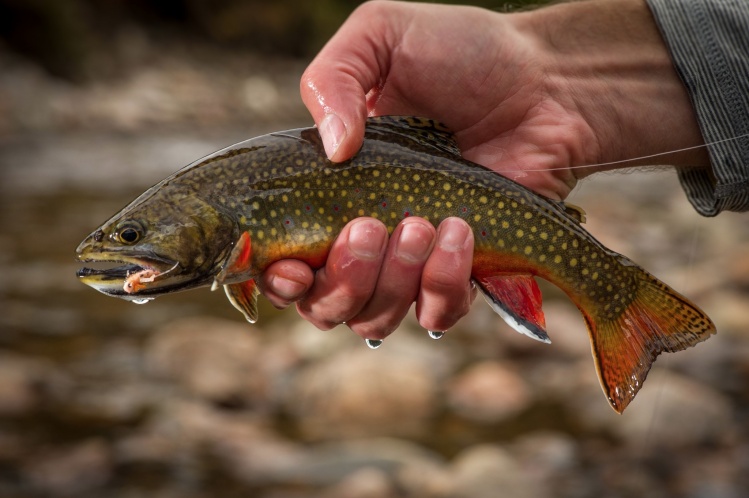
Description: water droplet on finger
428,330,445,340
365,339,383,349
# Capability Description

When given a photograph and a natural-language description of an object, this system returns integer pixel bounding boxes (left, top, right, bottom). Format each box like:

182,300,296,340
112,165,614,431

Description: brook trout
76,116,715,412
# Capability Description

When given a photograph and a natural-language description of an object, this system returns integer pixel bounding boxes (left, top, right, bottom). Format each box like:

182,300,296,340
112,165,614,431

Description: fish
76,115,716,413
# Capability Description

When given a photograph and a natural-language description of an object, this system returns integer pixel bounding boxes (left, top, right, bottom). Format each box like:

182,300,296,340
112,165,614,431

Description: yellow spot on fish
570,258,578,267
257,230,265,240
524,246,533,255
516,229,524,238
479,196,488,204
524,212,533,220
554,255,563,264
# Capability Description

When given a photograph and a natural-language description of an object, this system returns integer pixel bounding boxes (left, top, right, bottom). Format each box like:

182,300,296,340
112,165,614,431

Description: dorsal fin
366,116,462,157
563,202,587,224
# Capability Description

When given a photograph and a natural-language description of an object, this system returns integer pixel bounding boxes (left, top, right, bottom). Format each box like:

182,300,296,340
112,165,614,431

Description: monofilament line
524,132,749,174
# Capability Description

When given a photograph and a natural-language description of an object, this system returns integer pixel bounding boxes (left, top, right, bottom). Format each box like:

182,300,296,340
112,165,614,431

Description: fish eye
114,222,144,245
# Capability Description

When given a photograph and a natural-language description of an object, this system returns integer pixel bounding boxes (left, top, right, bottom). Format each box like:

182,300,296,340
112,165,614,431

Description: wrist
519,0,708,175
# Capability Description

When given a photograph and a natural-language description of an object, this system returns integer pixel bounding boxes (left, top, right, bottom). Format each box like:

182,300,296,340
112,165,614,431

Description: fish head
76,191,237,300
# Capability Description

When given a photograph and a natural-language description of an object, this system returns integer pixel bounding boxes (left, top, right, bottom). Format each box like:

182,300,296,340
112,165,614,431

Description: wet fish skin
76,116,715,413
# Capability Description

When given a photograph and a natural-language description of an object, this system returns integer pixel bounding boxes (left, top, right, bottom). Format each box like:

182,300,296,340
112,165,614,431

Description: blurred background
1,1,748,497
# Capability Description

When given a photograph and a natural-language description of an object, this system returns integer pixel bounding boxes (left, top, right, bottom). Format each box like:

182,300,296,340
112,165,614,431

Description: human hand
262,0,707,340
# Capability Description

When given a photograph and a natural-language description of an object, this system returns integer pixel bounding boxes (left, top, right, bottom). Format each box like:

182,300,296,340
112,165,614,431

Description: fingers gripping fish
75,116,715,413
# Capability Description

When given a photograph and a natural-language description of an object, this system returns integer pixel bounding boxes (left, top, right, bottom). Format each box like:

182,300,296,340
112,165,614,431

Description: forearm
516,0,709,175
647,0,749,215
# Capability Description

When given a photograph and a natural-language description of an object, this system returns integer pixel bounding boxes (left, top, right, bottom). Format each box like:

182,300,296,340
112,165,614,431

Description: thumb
300,4,396,162
300,71,367,162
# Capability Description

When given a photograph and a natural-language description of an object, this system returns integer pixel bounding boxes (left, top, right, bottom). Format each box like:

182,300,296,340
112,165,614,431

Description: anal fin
474,275,549,343
224,279,260,323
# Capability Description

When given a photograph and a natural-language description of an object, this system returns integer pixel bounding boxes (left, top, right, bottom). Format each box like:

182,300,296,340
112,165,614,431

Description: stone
22,439,112,496
578,370,735,446
446,361,532,423
145,316,267,405
286,347,439,440
321,467,395,498
0,353,57,416
449,444,548,498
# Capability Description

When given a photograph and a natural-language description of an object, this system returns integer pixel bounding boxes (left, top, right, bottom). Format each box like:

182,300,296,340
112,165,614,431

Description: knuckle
421,267,467,295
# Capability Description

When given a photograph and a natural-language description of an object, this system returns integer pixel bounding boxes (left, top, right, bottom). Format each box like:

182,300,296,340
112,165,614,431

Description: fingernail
348,220,385,260
438,218,471,252
320,113,346,160
269,274,307,300
395,221,433,263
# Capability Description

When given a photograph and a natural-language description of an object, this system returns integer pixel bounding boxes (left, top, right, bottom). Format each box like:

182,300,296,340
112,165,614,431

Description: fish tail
584,266,716,413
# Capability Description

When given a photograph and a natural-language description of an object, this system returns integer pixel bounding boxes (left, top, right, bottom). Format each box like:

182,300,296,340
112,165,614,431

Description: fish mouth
76,253,183,300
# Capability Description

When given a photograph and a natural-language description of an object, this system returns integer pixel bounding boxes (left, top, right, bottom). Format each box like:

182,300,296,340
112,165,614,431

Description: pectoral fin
224,279,260,323
474,275,549,343
213,231,253,290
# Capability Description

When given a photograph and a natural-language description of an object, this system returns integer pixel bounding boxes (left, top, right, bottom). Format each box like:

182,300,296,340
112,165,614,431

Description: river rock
21,439,112,496
321,467,396,498
578,369,734,446
0,352,58,416
449,444,548,498
285,346,439,440
144,316,267,406
446,361,532,423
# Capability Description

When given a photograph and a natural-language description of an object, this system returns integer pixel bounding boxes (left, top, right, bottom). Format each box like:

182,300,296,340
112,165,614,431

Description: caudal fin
584,269,715,413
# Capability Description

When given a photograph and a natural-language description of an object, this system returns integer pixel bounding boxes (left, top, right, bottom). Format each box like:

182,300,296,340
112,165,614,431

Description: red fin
585,270,716,413
475,275,549,343
224,279,260,323
214,231,252,288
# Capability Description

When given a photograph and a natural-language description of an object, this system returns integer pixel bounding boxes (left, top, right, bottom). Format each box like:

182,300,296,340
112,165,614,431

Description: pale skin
258,0,709,340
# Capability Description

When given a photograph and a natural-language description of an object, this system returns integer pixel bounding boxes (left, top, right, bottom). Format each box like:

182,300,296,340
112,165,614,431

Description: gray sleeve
646,0,749,216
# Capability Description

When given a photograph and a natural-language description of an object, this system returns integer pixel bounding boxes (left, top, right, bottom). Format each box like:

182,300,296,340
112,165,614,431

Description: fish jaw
75,246,181,299
74,231,214,300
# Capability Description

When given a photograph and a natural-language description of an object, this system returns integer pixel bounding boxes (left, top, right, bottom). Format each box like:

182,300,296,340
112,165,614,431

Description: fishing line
506,132,749,174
